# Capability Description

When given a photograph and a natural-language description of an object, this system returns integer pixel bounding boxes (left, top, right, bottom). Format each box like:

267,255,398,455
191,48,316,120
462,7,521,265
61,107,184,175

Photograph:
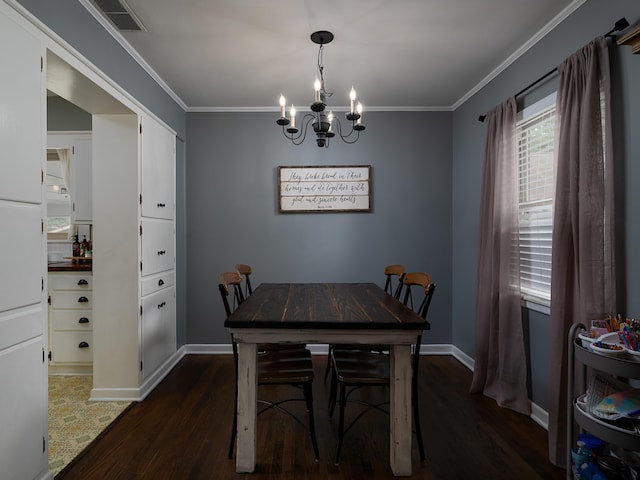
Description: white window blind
516,101,555,302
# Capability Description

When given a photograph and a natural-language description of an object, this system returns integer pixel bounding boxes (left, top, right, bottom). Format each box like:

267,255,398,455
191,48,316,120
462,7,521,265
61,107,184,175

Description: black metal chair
220,271,319,461
328,272,436,464
383,264,406,299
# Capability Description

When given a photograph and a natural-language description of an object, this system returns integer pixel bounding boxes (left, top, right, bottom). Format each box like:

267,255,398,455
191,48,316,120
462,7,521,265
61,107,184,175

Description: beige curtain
470,97,531,415
548,36,616,467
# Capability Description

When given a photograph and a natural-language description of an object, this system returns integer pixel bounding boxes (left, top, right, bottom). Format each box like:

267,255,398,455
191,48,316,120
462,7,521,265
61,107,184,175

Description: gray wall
452,0,640,411
47,95,91,131
186,111,453,344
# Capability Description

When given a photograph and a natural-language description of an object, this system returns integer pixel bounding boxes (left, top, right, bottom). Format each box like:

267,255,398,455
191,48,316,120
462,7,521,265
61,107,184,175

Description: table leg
390,344,412,476
236,342,257,473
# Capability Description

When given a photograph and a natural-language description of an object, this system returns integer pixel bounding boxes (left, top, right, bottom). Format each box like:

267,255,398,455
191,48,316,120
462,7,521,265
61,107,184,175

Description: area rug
48,376,131,477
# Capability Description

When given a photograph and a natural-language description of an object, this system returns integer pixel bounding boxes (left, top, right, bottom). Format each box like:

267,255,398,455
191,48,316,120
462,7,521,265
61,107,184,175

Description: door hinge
40,56,43,72
48,351,52,361
43,436,46,453
140,361,143,372
140,305,143,315
140,123,142,134
41,169,44,185
139,194,142,205
72,145,75,155
140,224,143,235
42,277,44,292
140,261,143,272
42,348,45,363
41,219,44,234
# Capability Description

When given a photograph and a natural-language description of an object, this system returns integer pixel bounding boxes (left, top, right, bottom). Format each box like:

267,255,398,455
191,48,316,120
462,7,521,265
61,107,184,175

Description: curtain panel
548,36,616,467
471,97,531,416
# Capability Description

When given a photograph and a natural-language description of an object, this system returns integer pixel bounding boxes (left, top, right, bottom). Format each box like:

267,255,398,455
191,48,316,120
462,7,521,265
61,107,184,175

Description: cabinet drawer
49,274,93,290
141,219,174,276
141,270,175,297
51,331,93,363
50,291,92,309
51,309,93,331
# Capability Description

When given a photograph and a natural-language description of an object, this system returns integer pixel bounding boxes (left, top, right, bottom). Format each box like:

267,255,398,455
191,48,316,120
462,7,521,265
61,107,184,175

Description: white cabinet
0,4,48,479
92,112,176,395
139,114,176,381
48,272,93,374
47,132,92,224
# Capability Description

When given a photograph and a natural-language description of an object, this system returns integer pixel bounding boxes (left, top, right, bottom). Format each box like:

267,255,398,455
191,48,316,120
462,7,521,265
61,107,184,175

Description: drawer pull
157,202,166,208
78,296,89,303
158,301,166,309
78,341,89,348
78,317,90,324
78,279,89,286
157,250,166,256
158,279,165,286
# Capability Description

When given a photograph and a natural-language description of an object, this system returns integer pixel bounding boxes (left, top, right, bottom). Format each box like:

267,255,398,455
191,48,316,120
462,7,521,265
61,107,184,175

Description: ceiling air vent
92,0,146,31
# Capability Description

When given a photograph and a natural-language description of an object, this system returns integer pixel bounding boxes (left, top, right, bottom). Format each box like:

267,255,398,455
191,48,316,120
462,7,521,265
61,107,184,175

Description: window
516,93,556,304
47,152,71,240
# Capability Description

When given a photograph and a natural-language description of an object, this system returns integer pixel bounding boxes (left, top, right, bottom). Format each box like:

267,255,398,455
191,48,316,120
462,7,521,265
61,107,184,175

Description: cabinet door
141,287,175,379
71,136,92,223
0,8,47,479
140,115,175,220
0,338,46,480
0,9,42,205
141,218,174,276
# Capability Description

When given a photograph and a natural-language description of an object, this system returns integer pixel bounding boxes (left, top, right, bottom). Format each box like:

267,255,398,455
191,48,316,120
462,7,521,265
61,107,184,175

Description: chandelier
276,31,365,148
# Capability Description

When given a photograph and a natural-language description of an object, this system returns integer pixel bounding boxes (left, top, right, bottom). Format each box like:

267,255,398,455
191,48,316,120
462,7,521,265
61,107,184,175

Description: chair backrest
401,272,436,372
401,272,435,321
219,271,245,317
235,263,253,296
384,264,405,299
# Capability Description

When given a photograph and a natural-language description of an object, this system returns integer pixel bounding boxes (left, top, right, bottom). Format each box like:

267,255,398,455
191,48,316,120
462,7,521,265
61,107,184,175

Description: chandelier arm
333,117,357,140
282,114,316,146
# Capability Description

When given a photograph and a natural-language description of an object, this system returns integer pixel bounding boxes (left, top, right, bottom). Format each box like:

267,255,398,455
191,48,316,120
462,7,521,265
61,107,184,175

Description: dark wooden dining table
224,282,430,476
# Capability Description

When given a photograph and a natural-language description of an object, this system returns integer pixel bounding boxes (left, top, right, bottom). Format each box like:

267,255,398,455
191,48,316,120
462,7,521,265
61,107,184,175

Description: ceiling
83,0,580,111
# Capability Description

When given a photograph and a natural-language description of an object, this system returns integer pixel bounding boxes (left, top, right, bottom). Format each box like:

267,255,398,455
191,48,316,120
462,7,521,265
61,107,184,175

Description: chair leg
328,365,338,417
323,345,333,384
303,383,320,460
334,382,346,465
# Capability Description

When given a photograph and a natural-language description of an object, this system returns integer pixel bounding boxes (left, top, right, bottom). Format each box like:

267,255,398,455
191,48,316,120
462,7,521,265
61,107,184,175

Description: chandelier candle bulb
349,86,356,113
290,105,296,128
356,102,363,124
314,78,321,103
279,95,286,118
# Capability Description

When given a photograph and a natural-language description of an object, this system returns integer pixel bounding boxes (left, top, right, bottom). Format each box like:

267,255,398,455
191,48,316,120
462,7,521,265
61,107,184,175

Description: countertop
48,260,92,272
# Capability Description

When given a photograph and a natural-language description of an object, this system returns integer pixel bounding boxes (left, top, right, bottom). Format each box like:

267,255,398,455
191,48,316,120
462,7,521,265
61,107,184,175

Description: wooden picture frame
278,165,372,213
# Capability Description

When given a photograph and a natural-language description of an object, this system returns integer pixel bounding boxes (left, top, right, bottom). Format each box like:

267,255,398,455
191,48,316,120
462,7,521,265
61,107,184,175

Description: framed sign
278,165,371,213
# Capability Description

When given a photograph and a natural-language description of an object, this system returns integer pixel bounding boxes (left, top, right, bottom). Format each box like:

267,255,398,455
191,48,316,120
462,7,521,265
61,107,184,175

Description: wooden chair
328,272,436,464
235,263,253,297
323,265,405,384
219,271,319,461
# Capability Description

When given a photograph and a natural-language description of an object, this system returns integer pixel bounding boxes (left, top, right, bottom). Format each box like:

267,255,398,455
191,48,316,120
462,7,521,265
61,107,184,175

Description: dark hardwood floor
56,354,565,479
